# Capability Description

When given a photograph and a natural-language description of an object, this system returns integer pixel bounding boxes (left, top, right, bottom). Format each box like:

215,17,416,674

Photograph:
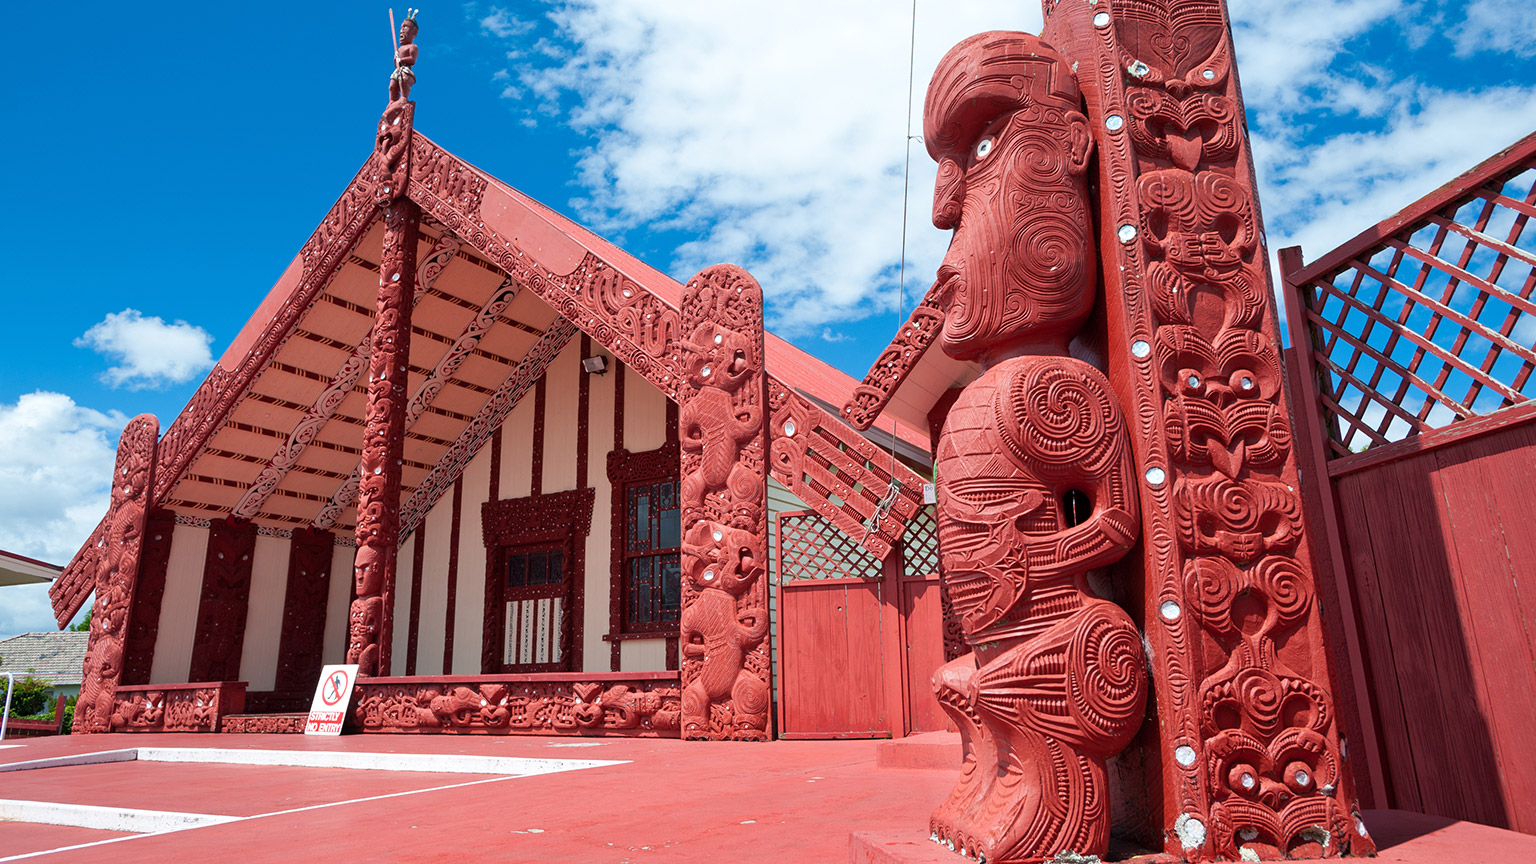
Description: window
502,544,567,670
622,479,681,631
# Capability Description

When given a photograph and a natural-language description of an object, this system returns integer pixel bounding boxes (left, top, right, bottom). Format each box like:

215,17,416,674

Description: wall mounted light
581,355,609,374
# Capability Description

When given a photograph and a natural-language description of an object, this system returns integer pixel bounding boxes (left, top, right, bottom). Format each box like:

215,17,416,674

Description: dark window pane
529,551,548,587
659,555,681,619
507,553,527,588
549,550,564,584
660,500,681,549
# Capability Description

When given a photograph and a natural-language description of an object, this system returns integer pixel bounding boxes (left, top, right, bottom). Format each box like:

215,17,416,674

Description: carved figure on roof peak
390,11,420,103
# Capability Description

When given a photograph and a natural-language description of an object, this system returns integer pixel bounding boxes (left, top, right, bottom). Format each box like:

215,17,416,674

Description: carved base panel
109,682,248,733
222,713,309,734
351,672,682,737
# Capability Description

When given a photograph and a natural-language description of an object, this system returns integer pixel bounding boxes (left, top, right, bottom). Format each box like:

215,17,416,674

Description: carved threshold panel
351,672,681,737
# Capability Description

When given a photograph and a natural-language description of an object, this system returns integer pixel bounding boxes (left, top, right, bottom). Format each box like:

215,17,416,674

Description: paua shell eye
975,137,994,160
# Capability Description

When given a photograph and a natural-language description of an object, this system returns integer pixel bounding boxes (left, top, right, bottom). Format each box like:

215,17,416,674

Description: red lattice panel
1284,133,1536,457
776,510,884,581
901,505,939,579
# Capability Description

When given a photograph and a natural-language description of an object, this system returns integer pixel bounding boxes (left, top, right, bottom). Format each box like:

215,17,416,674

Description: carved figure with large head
926,31,1097,364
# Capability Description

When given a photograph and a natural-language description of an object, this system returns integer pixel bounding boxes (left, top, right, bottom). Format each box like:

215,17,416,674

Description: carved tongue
1209,438,1245,479
1168,130,1203,172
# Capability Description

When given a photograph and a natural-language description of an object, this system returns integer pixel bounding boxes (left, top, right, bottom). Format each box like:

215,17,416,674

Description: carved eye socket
975,137,994,161
1179,368,1204,396
1285,760,1315,793
1228,763,1260,795
1230,368,1259,397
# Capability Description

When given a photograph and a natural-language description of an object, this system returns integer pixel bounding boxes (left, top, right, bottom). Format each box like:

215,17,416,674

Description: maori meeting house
40,1,1536,861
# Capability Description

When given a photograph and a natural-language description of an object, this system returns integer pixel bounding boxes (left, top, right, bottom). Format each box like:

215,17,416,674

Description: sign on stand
305,664,359,735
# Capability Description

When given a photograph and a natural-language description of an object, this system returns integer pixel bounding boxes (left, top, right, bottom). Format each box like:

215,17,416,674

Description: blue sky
3,0,1535,638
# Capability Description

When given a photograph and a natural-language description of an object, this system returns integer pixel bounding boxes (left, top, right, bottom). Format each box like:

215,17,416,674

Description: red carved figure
76,415,158,734
389,13,419,103
679,521,770,735
1038,0,1375,857
676,265,771,740
918,33,1146,862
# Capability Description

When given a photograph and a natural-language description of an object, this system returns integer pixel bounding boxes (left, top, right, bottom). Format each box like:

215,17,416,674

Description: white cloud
1450,0,1536,58
507,1,1034,335
75,309,214,390
480,7,536,39
0,392,125,638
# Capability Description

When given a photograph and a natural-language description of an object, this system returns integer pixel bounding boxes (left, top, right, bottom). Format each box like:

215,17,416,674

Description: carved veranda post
349,12,420,677
76,415,159,734
676,264,772,741
922,34,1145,862
1040,1,1376,859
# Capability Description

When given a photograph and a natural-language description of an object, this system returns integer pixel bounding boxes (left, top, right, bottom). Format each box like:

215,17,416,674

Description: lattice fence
777,510,885,581
902,505,940,579
1283,132,1536,457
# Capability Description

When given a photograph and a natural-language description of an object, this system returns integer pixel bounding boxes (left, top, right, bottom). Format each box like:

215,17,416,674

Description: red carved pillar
349,196,418,677
676,265,771,741
349,16,421,678
1042,1,1375,858
75,414,158,734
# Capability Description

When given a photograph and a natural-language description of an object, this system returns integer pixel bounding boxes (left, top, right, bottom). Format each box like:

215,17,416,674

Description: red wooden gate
1283,130,1536,833
775,509,894,738
774,506,953,738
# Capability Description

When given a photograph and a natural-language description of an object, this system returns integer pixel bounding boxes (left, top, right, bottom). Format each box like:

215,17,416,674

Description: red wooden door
775,510,892,738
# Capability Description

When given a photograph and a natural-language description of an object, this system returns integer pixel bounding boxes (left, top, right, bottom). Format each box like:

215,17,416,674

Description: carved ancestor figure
676,265,771,740
917,33,1147,862
389,12,420,103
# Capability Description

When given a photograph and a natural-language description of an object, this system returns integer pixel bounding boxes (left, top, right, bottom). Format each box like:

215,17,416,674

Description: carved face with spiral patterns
925,31,1097,365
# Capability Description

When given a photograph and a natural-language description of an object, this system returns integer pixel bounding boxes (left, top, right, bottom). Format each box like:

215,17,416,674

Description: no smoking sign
306,664,358,735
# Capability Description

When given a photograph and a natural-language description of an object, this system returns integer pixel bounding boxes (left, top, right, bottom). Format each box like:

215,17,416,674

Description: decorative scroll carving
235,232,461,521
910,33,1145,862
222,713,308,734
404,133,925,558
123,508,175,686
841,286,943,430
50,520,102,627
1040,1,1374,858
353,674,681,736
481,488,596,673
675,265,770,741
75,416,159,734
109,683,246,733
349,198,420,677
273,527,335,696
188,517,258,683
397,318,579,539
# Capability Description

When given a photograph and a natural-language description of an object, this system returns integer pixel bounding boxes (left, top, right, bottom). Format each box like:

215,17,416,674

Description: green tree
6,673,51,717
69,607,93,632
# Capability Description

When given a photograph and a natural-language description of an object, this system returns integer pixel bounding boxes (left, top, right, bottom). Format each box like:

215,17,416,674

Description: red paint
352,671,680,736
188,517,258,684
348,193,419,678
531,377,547,496
480,488,595,673
489,425,502,502
677,265,771,741
442,479,462,674
123,508,175,686
73,416,159,734
407,525,424,676
110,682,247,733
273,527,334,699
1036,2,1380,857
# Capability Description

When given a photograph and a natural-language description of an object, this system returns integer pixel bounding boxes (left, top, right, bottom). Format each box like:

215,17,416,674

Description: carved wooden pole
676,265,771,741
349,17,421,678
75,415,159,733
1042,1,1375,858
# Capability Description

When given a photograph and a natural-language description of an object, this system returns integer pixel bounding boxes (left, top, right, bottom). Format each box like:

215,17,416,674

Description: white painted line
0,749,139,774
133,747,627,776
0,773,528,861
0,745,25,750
0,798,238,833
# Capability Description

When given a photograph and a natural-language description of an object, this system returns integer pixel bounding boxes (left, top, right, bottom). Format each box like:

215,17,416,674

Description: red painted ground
2,734,1532,863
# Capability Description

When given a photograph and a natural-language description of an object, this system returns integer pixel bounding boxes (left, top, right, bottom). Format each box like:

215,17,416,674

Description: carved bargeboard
75,415,159,734
676,265,771,741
